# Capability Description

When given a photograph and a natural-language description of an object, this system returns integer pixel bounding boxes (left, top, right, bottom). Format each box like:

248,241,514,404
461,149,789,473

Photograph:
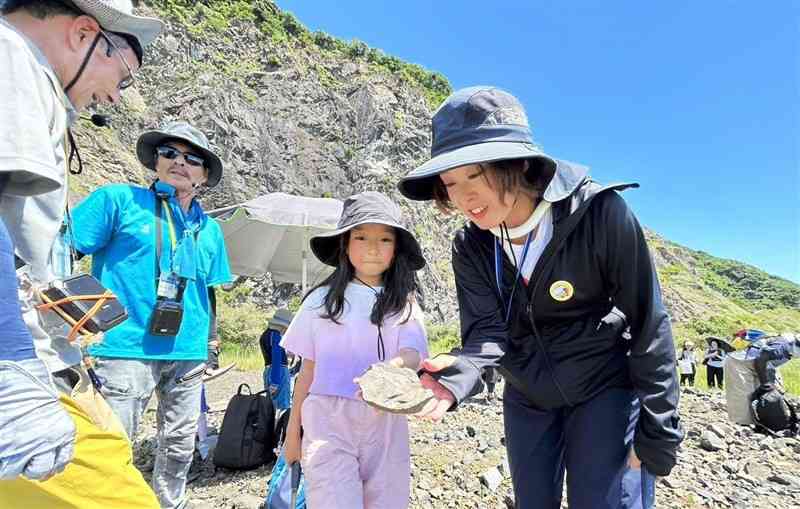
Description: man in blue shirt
72,121,232,509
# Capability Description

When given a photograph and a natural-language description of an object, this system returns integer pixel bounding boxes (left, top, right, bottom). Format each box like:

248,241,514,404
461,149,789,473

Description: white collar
490,201,552,240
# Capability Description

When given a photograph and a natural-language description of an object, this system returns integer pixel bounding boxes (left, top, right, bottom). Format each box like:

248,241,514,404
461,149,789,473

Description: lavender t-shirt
280,282,429,400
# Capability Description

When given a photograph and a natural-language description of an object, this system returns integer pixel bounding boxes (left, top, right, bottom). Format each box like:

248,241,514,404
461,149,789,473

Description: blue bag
263,329,292,409
265,454,306,509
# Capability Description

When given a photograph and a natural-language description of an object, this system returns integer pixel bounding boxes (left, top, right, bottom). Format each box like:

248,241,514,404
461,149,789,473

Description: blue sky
276,1,800,283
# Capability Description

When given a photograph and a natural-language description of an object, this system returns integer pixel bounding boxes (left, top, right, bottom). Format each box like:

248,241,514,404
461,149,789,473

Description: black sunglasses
156,145,205,167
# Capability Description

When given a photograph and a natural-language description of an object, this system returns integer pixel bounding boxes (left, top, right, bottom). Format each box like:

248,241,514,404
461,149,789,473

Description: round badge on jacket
549,280,574,302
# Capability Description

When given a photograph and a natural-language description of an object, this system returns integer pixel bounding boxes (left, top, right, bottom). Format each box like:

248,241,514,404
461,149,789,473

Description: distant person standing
677,342,696,387
704,340,725,389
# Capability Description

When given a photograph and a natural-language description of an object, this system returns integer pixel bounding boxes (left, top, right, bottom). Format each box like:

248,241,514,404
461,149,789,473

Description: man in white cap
0,1,164,507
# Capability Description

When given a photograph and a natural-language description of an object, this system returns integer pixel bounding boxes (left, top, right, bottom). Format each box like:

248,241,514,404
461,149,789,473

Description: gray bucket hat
310,192,426,270
137,121,224,188
398,86,557,201
71,0,164,49
269,308,294,333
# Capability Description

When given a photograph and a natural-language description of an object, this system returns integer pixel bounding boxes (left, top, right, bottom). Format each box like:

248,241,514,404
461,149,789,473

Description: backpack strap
787,398,799,434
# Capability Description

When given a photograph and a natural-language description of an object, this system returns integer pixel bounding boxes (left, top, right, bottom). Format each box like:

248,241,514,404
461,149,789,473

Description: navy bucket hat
310,192,426,271
398,86,557,201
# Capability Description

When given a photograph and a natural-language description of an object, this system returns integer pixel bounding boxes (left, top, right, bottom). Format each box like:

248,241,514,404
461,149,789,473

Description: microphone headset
67,114,112,175
84,113,111,128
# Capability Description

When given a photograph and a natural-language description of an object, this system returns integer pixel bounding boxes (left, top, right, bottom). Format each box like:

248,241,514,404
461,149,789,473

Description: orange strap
37,291,116,342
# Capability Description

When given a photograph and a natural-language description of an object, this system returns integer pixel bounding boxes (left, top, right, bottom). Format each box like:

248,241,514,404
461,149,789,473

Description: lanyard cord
154,195,178,281
353,275,386,361
63,33,104,176
61,135,78,271
494,226,533,323
162,199,178,247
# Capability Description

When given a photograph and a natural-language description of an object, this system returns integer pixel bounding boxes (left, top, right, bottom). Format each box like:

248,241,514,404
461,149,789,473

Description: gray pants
93,358,204,509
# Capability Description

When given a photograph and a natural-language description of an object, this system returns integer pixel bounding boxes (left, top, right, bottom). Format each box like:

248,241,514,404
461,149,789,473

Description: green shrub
428,323,461,355
146,0,453,109
216,285,268,348
347,39,369,58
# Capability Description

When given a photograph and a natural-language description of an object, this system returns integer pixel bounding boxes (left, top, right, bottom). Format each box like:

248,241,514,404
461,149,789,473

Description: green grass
783,360,800,395
219,322,462,370
428,323,461,356
686,359,800,396
219,326,800,397
220,342,264,371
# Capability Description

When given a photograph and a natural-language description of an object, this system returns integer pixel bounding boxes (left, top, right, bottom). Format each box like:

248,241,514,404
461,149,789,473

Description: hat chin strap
490,200,551,239
64,32,103,94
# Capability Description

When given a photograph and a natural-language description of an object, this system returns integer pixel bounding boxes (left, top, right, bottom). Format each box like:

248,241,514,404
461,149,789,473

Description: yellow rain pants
0,370,158,509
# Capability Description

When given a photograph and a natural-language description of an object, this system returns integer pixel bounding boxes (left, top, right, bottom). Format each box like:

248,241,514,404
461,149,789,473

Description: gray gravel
132,371,799,508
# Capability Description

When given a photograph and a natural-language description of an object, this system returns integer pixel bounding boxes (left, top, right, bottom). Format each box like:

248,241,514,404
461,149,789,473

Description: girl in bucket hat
279,191,428,509
400,87,683,509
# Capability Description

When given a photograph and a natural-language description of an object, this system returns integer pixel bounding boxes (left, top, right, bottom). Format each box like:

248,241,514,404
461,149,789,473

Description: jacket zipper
527,284,573,407
522,198,590,408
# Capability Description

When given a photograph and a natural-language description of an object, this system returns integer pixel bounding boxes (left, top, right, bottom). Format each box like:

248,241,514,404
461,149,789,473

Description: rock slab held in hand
358,363,434,414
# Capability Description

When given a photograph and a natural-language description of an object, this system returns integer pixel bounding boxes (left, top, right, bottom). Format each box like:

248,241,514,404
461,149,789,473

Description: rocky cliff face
70,0,797,336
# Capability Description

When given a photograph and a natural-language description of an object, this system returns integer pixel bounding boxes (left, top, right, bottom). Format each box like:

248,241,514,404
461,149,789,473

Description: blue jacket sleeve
0,218,35,361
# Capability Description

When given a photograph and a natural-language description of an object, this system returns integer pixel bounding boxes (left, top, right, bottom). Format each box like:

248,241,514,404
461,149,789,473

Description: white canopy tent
209,193,343,292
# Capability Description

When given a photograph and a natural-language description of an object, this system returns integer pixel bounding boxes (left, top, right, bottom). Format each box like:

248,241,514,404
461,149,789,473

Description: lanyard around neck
154,196,178,280
353,276,387,362
494,231,533,324
162,199,178,249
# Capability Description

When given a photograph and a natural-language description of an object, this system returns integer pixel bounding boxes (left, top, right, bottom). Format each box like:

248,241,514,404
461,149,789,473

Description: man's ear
66,15,101,52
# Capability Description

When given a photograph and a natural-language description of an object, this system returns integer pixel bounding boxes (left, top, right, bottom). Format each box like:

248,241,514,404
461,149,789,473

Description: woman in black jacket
398,86,683,509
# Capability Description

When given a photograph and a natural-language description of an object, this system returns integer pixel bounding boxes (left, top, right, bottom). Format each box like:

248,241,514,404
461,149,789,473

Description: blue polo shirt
71,183,232,360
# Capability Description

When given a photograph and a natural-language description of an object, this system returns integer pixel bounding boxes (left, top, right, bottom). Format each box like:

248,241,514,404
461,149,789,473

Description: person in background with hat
0,0,164,505
677,341,697,387
398,86,683,509
280,191,428,509
703,339,726,389
70,121,232,509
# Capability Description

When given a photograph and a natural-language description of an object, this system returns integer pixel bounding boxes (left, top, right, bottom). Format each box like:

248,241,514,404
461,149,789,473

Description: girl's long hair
303,229,421,326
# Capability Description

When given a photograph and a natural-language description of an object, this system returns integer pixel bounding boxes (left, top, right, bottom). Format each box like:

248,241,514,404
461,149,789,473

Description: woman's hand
627,447,642,470
415,355,458,420
282,429,302,465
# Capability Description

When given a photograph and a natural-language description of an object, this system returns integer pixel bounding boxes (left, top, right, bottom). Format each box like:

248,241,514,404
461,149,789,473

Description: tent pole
301,219,308,294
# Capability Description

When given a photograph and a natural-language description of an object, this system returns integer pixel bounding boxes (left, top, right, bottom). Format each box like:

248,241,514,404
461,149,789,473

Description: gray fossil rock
358,363,434,414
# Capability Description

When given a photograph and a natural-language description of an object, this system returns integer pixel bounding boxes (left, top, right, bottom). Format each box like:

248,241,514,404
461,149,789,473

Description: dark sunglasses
156,145,205,167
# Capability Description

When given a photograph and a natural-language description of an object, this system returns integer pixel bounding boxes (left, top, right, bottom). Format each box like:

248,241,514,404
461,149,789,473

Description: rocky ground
133,370,800,508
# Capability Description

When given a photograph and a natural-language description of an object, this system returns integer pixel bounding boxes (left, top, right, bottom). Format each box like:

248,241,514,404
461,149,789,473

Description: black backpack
751,384,799,435
214,383,276,470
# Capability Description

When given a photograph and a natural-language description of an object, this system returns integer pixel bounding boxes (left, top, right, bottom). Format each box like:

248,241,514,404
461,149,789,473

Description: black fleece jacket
434,160,684,476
